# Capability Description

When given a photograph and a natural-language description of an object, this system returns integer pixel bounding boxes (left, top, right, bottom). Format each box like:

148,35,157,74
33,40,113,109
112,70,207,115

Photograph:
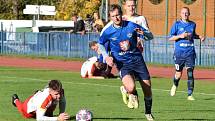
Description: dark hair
109,4,123,15
89,41,98,48
124,0,137,2
71,12,78,17
48,80,62,92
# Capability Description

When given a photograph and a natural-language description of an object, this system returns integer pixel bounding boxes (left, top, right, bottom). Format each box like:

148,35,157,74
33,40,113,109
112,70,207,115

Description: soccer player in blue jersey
169,7,205,101
98,4,154,121
120,0,153,107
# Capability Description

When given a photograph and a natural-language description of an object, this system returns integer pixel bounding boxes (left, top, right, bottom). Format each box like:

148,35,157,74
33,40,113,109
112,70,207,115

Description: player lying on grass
12,79,70,121
81,56,115,79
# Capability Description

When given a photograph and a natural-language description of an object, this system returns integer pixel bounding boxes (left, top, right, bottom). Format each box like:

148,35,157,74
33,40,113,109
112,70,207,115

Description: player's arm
98,44,114,67
192,25,205,42
98,30,114,67
169,33,187,41
36,107,69,121
135,25,153,41
168,22,189,41
36,96,69,121
36,108,68,121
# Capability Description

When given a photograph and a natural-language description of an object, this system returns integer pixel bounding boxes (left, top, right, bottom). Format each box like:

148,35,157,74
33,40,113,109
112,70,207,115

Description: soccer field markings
1,75,215,96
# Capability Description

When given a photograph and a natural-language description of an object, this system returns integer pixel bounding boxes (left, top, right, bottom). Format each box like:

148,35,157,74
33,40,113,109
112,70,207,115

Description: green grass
0,67,214,121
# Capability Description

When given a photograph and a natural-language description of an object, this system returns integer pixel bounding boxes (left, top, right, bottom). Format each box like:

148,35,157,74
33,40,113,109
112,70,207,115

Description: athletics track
0,56,214,81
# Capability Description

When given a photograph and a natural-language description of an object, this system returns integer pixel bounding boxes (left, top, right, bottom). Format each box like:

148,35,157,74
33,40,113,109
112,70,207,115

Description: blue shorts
118,58,150,81
174,54,196,71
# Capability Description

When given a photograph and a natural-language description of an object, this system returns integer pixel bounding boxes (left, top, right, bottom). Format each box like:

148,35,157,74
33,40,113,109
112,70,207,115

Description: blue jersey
98,21,148,64
97,41,110,63
169,20,197,57
97,54,104,63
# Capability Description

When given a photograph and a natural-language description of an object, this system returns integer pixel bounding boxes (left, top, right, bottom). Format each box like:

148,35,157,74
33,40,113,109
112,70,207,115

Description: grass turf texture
0,67,214,121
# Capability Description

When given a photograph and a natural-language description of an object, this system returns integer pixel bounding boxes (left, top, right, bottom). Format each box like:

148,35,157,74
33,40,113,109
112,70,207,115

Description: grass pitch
0,67,214,121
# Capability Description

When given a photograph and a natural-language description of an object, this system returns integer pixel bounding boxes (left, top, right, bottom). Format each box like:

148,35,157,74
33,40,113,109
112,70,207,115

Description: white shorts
81,57,98,78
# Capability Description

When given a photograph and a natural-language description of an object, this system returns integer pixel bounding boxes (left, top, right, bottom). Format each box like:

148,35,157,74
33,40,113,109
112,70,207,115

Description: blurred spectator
92,11,104,33
70,13,85,35
85,14,93,32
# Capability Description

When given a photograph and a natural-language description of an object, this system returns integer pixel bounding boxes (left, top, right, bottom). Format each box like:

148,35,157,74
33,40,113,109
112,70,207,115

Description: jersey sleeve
169,21,178,37
139,16,149,30
36,95,58,121
135,23,153,40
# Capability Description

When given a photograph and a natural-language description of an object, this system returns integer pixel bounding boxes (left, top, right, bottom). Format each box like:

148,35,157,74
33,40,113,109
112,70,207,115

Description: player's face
93,12,99,19
109,9,122,26
91,45,98,52
72,16,78,22
50,89,61,101
180,8,190,21
125,1,136,16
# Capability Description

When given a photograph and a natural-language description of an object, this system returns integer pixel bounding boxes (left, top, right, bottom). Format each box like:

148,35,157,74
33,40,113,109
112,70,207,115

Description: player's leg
185,55,195,100
170,71,182,96
170,56,184,96
12,94,35,118
121,74,137,109
134,59,154,121
139,80,153,115
186,67,195,100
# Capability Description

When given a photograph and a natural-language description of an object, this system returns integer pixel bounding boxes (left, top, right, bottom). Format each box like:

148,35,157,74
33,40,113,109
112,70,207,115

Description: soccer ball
76,109,93,121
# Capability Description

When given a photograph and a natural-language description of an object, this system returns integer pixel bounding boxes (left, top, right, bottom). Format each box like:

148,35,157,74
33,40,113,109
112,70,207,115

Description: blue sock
187,80,194,96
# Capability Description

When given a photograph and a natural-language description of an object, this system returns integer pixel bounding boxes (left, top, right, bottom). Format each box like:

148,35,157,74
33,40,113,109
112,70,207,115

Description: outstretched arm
36,108,69,121
98,44,114,67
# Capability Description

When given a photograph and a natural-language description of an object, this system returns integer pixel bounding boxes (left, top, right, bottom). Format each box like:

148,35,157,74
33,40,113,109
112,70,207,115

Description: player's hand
180,32,192,40
105,56,114,67
57,113,70,121
199,35,205,42
134,28,144,35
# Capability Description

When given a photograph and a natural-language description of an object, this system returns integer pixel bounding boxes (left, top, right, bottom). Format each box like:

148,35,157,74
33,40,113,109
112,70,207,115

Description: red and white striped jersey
27,88,58,121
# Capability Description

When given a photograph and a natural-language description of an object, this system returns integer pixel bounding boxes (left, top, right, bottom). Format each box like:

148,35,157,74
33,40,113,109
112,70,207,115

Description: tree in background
56,0,101,20
0,0,101,20
0,0,60,20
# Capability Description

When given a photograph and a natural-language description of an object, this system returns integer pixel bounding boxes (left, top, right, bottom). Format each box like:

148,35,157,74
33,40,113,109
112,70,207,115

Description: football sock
144,97,152,114
134,89,138,96
187,79,194,96
173,76,180,86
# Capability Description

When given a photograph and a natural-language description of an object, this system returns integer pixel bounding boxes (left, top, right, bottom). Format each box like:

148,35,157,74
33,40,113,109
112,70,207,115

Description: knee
125,85,135,94
175,72,182,79
187,68,194,80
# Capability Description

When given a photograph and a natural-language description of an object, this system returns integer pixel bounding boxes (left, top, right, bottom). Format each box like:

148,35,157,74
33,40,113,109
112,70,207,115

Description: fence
0,31,215,66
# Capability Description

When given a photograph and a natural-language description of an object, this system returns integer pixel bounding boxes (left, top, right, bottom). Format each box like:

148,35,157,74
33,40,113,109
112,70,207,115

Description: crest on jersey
127,33,132,38
179,28,184,32
119,40,130,51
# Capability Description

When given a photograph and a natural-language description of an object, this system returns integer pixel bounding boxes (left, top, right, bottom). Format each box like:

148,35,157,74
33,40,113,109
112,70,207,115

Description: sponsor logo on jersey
179,28,184,32
110,37,117,41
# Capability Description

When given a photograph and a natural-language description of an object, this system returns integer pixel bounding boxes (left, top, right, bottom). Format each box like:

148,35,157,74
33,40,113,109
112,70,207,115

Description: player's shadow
68,116,144,120
203,97,215,100
172,119,215,121
93,117,145,120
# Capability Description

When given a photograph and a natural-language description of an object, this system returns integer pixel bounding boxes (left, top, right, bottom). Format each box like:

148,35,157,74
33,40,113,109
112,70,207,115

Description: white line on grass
1,75,215,96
